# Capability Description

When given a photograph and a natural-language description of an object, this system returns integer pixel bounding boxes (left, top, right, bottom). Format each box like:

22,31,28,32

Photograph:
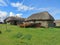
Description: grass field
0,24,60,45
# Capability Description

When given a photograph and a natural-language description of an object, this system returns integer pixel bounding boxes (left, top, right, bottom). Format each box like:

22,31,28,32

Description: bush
6,29,11,32
22,34,32,40
0,31,2,34
55,26,60,28
20,41,28,45
14,32,23,38
16,41,28,45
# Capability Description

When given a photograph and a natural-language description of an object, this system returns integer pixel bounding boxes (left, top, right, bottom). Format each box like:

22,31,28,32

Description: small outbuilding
25,11,55,28
4,16,25,25
54,20,60,27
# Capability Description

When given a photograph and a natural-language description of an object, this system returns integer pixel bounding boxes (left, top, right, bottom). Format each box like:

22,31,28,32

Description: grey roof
54,20,60,23
4,16,25,22
26,11,55,21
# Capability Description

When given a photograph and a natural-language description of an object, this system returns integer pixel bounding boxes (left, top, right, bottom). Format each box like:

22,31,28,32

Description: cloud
10,2,53,12
0,0,8,6
38,8,50,11
11,2,54,12
0,11,7,17
11,2,60,17
9,12,15,16
16,14,22,17
9,12,22,17
51,9,60,15
0,11,23,22
11,2,35,11
46,8,60,16
0,11,8,22
34,7,60,16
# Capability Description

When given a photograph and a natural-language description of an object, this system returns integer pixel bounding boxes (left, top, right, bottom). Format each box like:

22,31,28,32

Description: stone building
4,16,25,25
25,11,55,27
54,20,60,27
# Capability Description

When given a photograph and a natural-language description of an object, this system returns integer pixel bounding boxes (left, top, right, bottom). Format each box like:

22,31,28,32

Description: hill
0,24,60,45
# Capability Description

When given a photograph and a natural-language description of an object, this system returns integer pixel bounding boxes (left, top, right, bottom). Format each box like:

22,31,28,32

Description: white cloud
0,0,8,6
0,11,7,17
16,14,22,17
9,12,15,16
0,11,8,22
11,2,35,11
38,8,50,11
11,2,55,12
11,2,53,12
0,11,23,22
10,2,60,16
52,10,60,15
34,7,60,16
45,8,60,16
9,12,22,17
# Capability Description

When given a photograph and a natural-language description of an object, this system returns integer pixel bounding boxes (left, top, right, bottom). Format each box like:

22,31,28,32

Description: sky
0,0,60,22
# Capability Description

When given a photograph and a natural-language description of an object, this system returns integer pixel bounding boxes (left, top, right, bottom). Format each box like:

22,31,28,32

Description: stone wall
54,20,60,27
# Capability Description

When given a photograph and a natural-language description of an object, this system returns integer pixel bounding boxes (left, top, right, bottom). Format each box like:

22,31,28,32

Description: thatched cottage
4,16,25,25
25,12,55,28
54,20,60,27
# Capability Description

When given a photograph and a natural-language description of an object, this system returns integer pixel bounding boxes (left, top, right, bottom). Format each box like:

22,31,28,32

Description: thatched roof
4,16,25,22
26,11,54,21
54,20,60,23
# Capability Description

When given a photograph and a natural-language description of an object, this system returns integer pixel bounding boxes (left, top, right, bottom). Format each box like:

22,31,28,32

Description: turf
0,24,60,45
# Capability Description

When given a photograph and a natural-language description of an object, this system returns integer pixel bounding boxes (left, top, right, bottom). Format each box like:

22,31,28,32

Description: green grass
0,24,60,45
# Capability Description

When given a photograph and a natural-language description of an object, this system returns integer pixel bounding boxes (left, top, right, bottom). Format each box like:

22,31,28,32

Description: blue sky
0,0,60,22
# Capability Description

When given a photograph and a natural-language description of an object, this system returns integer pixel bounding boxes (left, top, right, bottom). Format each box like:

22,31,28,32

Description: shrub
0,31,2,34
20,41,28,45
55,26,60,28
22,34,32,40
14,32,23,38
6,29,11,32
16,41,28,45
